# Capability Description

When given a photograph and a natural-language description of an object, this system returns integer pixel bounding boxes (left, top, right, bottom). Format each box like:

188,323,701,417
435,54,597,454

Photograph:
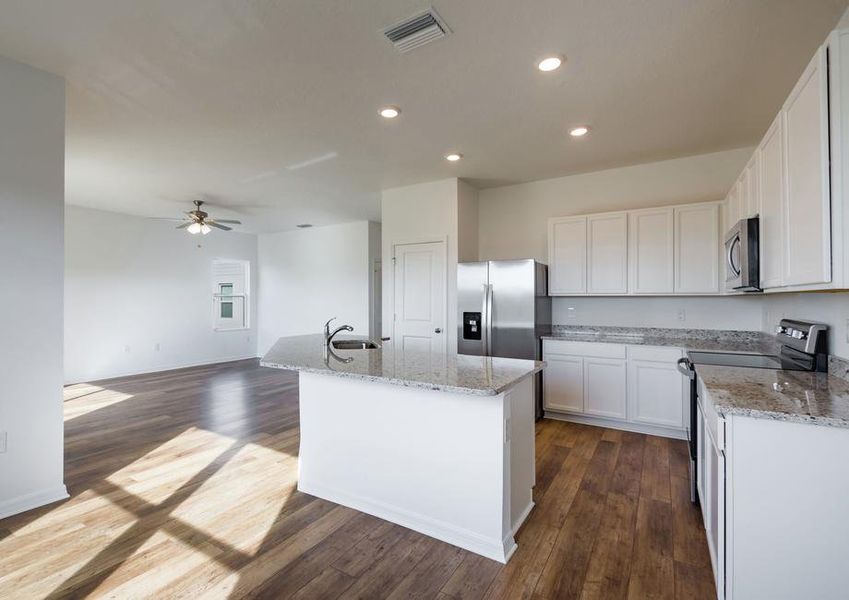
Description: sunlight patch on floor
64,384,134,421
86,529,231,599
169,441,299,556
0,505,137,598
105,427,236,505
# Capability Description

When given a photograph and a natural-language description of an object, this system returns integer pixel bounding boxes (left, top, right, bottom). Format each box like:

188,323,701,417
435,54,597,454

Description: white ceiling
0,0,845,232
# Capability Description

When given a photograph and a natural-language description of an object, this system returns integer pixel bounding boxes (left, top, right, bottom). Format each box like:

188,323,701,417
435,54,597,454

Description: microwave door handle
727,237,741,277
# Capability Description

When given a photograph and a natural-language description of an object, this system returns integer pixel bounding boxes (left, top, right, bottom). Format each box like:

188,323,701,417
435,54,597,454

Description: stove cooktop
686,351,811,371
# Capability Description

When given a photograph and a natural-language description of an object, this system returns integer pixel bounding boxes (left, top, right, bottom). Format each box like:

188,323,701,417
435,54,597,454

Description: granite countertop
260,334,545,396
543,326,777,354
697,365,849,429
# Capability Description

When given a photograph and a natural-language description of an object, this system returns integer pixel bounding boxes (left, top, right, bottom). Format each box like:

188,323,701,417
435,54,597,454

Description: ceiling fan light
200,224,211,235
187,222,202,234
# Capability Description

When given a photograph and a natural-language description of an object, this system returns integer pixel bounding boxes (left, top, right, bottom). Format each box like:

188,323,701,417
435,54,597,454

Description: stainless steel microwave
725,217,760,291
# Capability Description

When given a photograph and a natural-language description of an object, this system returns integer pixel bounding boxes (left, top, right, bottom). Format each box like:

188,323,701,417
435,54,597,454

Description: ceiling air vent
383,8,451,54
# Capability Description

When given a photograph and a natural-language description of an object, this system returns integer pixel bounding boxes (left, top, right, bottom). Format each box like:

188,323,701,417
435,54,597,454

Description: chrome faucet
324,317,353,346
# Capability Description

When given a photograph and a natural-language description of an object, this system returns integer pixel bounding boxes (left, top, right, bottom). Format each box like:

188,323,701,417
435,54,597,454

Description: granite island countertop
260,334,545,396
696,364,849,429
543,325,777,354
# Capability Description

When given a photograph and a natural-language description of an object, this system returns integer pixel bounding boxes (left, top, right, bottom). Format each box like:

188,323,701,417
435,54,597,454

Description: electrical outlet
567,307,577,321
0,431,7,454
845,318,849,344
154,343,161,352
677,309,686,322
124,345,130,353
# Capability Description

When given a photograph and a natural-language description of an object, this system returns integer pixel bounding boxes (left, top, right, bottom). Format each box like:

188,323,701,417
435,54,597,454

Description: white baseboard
512,500,535,536
0,484,69,520
64,354,260,385
299,479,515,563
544,411,687,440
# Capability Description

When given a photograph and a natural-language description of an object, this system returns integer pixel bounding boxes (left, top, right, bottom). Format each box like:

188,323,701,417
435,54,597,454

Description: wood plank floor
0,359,716,599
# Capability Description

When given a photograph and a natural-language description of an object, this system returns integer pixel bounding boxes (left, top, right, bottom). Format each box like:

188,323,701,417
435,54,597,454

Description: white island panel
297,371,534,563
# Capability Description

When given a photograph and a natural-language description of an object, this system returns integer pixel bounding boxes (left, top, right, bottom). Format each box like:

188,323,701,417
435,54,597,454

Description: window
212,260,249,331
219,284,234,319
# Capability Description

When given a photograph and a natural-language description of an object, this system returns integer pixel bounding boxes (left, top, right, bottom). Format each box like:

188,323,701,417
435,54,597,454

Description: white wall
65,206,258,383
478,147,753,262
381,178,461,350
554,296,765,331
458,180,480,263
762,292,849,359
257,221,373,354
368,221,382,340
0,58,67,518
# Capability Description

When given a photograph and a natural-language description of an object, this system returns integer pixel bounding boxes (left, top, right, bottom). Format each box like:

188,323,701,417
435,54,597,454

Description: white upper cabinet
759,114,786,289
587,213,628,294
725,180,741,232
629,208,674,294
548,216,587,294
782,46,831,286
674,203,720,294
744,154,760,219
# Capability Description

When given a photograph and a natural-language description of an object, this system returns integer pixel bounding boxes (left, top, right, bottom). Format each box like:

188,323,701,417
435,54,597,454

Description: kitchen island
261,334,545,563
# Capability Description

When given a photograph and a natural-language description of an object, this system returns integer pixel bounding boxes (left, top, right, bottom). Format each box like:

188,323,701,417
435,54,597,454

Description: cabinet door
725,182,740,232
583,358,627,419
744,154,760,219
587,213,628,294
783,46,831,286
674,204,720,294
548,217,587,294
627,359,685,428
543,355,584,413
737,170,750,220
629,208,674,294
696,403,706,507
759,114,785,288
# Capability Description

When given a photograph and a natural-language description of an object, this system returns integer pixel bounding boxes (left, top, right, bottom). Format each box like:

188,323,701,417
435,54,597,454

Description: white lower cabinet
543,340,686,438
628,357,685,428
542,354,584,413
583,358,627,419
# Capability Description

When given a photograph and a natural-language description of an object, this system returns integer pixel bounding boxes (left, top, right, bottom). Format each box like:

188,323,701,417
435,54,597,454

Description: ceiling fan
172,200,242,235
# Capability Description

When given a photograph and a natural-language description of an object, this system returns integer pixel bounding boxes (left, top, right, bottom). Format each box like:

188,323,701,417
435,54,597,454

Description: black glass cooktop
687,351,810,371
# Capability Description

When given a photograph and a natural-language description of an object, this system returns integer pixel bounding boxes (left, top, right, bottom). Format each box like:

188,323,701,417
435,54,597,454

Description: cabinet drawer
627,345,683,362
543,339,627,359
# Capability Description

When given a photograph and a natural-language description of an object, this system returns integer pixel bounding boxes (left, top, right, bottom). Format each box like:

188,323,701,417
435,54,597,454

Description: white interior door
393,241,446,353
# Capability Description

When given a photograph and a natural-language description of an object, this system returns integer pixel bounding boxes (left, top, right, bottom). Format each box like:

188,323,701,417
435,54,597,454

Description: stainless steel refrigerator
457,259,551,417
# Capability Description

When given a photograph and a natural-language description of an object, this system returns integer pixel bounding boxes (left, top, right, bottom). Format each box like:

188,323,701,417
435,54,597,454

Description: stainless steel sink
331,339,381,350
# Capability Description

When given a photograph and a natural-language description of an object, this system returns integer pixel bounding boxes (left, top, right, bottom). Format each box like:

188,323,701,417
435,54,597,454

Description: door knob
434,328,442,334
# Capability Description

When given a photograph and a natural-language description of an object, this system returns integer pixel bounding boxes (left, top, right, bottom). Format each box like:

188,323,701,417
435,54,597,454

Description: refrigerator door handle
485,283,494,355
481,283,489,355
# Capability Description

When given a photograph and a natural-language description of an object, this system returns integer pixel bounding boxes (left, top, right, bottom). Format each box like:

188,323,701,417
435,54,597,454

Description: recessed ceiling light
445,153,463,162
379,106,401,119
537,55,564,72
296,223,313,228
569,126,590,137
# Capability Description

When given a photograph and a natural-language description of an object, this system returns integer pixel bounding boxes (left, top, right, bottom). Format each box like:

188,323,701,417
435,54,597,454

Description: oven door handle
677,357,695,379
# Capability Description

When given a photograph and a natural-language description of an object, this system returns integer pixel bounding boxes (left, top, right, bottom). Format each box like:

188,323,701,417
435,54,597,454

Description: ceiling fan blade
176,222,191,229
207,221,232,231
148,217,187,221
211,219,242,224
